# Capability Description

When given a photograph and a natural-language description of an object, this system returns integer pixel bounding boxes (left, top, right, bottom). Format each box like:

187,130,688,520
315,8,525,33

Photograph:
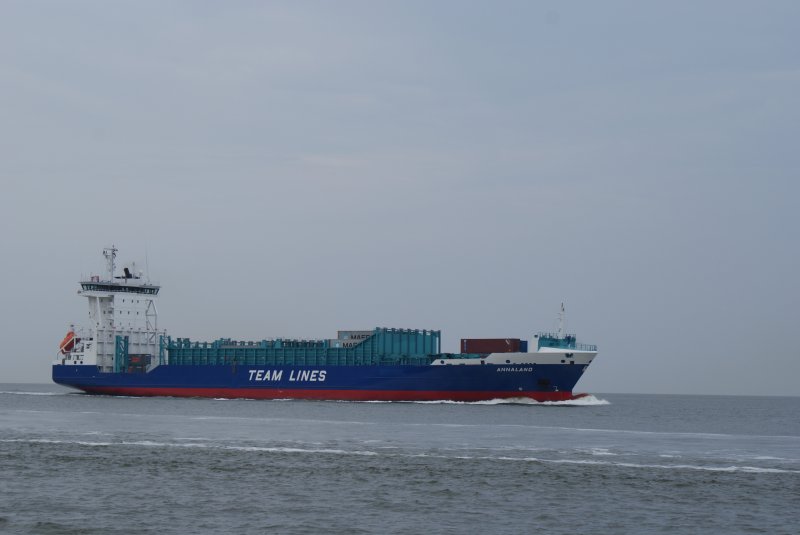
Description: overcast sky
1,1,798,395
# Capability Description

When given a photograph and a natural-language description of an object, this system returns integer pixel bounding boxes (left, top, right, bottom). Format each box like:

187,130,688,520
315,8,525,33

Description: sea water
1,384,798,534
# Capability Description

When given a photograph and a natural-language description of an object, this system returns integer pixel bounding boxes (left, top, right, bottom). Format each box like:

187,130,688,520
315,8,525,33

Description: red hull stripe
79,386,586,402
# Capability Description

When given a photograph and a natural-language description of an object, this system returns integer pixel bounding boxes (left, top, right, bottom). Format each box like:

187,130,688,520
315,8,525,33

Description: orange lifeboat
59,330,76,354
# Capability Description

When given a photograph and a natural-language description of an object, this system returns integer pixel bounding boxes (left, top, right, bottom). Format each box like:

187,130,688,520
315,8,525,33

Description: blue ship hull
52,362,590,402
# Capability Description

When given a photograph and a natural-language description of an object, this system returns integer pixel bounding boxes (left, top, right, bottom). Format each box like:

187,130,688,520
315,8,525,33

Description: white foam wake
0,391,65,396
0,438,378,456
3,438,796,473
537,395,610,406
525,457,800,474
397,394,610,406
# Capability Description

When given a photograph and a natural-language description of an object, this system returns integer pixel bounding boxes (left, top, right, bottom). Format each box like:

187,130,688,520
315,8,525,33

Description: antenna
557,302,566,338
145,245,150,283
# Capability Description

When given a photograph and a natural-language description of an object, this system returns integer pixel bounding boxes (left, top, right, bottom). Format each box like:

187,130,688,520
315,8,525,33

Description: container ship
53,247,598,402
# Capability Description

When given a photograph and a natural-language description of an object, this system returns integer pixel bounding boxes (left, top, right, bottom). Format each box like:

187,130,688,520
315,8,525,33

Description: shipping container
460,338,521,354
127,354,152,365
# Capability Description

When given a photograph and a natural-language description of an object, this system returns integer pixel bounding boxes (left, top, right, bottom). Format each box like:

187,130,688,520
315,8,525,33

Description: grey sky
1,2,798,395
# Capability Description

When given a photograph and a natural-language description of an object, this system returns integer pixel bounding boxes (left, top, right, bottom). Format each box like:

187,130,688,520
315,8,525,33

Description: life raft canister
59,331,76,354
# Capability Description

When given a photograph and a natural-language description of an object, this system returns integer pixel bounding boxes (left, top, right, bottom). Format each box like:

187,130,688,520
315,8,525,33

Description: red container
461,338,521,353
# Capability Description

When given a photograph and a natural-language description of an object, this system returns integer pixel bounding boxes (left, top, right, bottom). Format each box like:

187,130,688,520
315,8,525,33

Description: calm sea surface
1,384,798,534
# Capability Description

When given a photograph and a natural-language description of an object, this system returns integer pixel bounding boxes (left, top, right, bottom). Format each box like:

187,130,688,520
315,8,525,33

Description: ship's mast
103,246,117,281
145,246,150,284
557,302,566,338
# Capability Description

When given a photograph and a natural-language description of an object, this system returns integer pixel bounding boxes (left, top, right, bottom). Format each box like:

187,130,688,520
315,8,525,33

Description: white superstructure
55,246,167,372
